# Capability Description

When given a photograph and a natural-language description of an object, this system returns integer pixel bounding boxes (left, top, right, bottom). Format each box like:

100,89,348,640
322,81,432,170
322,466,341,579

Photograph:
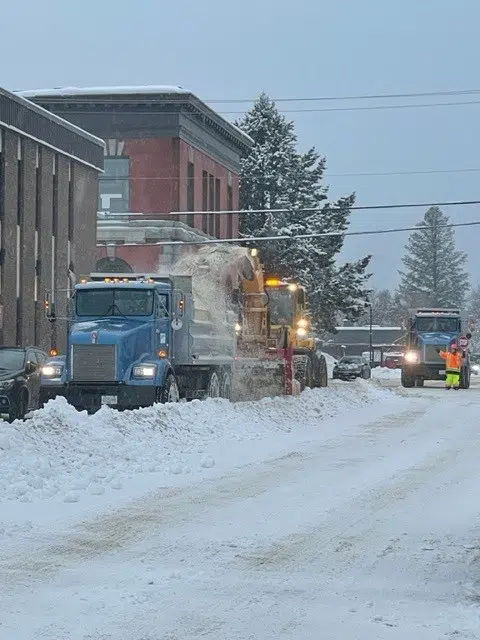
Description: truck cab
40,274,182,412
401,308,471,388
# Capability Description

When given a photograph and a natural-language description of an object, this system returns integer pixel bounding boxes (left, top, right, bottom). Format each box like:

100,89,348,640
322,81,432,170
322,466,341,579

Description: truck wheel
207,371,221,398
415,377,424,387
460,366,470,389
159,374,180,403
317,354,328,387
401,370,415,388
220,369,232,400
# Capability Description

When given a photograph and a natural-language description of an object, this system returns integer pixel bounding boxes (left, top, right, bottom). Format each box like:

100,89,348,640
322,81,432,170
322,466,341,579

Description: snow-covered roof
16,85,190,98
15,85,254,150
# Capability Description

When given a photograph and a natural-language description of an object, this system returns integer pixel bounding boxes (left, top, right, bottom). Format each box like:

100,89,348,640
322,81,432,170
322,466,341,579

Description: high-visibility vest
439,350,463,372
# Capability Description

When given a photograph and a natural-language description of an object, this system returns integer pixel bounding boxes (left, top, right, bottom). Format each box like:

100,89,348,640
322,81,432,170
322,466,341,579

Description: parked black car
332,355,371,381
0,347,48,421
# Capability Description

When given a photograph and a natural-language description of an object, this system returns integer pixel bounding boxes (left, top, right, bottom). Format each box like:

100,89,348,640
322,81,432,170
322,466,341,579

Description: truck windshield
267,288,294,324
76,288,157,317
416,317,459,332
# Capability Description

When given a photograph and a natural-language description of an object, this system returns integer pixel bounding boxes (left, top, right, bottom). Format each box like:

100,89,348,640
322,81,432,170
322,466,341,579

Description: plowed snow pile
0,382,397,509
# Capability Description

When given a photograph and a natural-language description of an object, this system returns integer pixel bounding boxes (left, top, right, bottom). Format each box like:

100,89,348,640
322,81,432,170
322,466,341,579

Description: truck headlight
296,327,307,337
0,379,14,389
403,350,419,364
133,365,156,378
42,365,63,377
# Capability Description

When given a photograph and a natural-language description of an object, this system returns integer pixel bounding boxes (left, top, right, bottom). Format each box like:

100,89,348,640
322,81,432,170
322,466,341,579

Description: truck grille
424,344,445,364
72,344,116,382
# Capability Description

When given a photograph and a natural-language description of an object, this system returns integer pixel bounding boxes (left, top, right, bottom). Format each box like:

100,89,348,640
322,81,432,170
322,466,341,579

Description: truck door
155,292,170,358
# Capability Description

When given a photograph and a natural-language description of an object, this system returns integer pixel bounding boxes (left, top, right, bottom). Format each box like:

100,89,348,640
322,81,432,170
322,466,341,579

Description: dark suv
0,347,47,421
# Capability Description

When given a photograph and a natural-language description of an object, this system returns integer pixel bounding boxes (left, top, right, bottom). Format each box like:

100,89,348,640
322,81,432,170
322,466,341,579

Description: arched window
95,257,133,273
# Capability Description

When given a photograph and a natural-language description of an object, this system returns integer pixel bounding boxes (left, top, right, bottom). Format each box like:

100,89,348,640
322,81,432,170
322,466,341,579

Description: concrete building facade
17,87,253,254
0,87,104,351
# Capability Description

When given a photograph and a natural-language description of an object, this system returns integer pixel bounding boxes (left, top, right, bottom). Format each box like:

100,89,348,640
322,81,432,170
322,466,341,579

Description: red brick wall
124,138,179,215
119,136,240,238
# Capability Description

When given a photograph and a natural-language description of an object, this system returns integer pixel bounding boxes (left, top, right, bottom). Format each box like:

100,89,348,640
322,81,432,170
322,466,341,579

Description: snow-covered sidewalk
1,381,479,639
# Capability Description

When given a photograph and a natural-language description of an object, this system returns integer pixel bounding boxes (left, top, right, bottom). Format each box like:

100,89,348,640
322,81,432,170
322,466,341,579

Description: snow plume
158,244,253,333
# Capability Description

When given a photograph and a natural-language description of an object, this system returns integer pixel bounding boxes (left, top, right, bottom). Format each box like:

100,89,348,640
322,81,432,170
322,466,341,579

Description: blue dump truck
401,308,471,389
39,273,236,413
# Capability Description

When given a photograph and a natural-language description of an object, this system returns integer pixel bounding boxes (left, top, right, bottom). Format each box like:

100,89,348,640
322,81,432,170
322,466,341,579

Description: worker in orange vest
435,343,463,390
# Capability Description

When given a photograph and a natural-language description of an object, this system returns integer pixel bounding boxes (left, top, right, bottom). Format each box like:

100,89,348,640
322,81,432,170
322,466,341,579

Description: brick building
0,87,104,350
18,87,253,257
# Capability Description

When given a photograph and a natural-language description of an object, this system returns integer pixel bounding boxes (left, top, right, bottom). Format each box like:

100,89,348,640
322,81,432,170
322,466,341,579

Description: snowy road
1,381,480,638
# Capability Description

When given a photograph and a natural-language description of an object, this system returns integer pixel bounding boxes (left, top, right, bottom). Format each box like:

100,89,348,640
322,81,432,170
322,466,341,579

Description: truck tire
401,370,415,388
294,355,312,391
415,377,424,387
460,366,470,389
220,368,232,400
158,374,180,403
316,353,328,387
207,371,221,398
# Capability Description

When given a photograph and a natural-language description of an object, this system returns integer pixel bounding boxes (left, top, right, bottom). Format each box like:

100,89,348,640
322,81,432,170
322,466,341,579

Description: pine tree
467,284,480,349
398,206,469,309
235,93,371,332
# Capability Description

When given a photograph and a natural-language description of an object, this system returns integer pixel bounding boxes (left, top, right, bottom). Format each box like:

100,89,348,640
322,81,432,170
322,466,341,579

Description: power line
169,199,480,217
99,219,480,247
217,99,480,115
98,167,480,182
207,88,480,104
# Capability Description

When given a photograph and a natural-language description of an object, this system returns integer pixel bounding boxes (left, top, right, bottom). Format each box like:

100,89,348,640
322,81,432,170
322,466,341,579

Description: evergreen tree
235,93,371,331
467,284,480,349
398,206,469,309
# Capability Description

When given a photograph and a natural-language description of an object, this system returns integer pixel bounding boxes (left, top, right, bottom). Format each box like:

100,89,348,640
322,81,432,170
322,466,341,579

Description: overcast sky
2,0,479,290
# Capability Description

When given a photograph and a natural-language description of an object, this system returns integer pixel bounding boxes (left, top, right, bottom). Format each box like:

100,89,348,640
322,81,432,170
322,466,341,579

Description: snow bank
0,383,396,508
371,366,402,380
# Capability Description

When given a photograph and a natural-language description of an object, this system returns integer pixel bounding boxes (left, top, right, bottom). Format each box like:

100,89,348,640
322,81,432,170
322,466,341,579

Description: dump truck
401,308,471,388
39,272,237,412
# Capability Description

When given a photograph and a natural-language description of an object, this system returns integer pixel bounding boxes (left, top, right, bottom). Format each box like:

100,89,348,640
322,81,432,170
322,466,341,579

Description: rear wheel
220,368,232,400
206,370,221,398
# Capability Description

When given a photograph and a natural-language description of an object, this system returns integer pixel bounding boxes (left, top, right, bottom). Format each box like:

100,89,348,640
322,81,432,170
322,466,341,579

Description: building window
52,155,58,235
99,157,130,213
35,147,41,229
227,185,233,239
68,161,74,240
0,129,3,220
186,161,195,228
202,170,208,233
208,174,215,235
214,178,221,237
17,139,23,225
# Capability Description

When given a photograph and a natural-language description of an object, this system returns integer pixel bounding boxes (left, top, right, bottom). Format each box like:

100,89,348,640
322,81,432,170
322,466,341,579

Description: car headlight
0,379,14,389
296,327,307,337
133,365,156,378
403,350,419,364
42,364,63,378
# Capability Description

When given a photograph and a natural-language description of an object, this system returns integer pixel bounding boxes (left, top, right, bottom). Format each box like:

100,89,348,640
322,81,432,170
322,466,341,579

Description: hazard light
265,278,282,287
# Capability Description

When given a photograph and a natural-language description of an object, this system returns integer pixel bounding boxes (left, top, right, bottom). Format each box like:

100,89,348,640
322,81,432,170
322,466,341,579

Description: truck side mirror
25,361,37,375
